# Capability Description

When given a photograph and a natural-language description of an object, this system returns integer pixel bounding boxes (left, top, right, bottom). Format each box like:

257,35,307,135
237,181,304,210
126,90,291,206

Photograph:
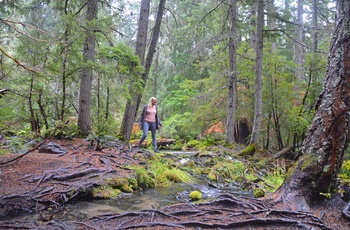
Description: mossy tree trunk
274,0,350,209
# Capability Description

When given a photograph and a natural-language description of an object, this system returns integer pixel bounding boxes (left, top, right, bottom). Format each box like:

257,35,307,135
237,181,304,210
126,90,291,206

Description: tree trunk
312,0,318,51
225,0,237,145
37,90,48,129
118,0,150,142
274,0,350,210
119,0,166,143
249,0,263,146
267,0,277,52
295,0,304,82
78,0,98,135
29,74,39,133
60,25,70,122
105,87,110,120
249,3,256,49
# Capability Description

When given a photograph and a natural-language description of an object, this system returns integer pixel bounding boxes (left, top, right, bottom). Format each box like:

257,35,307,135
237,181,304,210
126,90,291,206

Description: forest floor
0,137,349,229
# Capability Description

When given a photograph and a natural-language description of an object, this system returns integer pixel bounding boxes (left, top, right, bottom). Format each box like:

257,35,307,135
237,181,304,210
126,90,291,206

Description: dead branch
0,18,56,42
0,47,39,74
271,146,293,160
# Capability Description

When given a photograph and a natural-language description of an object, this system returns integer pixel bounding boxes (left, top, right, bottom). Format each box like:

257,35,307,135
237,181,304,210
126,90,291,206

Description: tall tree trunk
153,50,159,97
225,0,237,145
105,87,110,120
29,74,39,133
295,0,304,81
267,0,277,52
312,0,318,51
78,0,98,135
249,0,264,146
249,3,256,49
60,27,69,122
119,0,166,143
37,90,48,129
118,0,150,142
274,0,350,210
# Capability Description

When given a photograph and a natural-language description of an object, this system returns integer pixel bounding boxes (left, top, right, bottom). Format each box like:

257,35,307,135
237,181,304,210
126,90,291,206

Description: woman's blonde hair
148,97,157,107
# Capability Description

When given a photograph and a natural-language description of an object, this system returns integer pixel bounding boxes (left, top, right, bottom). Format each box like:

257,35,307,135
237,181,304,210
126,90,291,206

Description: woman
137,97,163,152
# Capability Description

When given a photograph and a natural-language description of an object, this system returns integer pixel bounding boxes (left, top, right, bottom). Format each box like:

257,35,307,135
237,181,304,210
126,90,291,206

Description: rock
39,142,67,154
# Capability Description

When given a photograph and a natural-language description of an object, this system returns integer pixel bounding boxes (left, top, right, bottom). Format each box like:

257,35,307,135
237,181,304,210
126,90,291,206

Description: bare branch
0,47,39,74
0,18,56,43
199,0,225,24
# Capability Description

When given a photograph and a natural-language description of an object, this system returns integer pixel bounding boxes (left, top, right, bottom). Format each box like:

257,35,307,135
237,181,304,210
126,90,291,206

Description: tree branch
0,47,39,74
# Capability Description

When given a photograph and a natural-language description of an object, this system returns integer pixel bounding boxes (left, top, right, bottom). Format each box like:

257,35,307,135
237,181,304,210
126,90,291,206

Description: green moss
164,168,193,183
189,191,202,201
121,183,133,193
300,154,317,170
184,140,204,149
150,161,193,187
108,177,128,189
319,192,331,199
93,186,121,199
128,177,138,189
239,144,256,156
253,188,265,198
207,161,247,182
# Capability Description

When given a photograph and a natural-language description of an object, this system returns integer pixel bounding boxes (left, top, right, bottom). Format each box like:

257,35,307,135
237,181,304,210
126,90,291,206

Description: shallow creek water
9,151,253,221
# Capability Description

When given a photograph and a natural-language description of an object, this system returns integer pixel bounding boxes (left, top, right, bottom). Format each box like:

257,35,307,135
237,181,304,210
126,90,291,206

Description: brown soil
0,138,349,229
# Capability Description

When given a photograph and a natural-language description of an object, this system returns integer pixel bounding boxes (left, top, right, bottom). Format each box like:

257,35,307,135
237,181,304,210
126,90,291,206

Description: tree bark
78,0,98,135
249,3,256,49
295,0,304,81
225,0,237,145
274,0,350,209
119,0,166,143
249,0,264,146
312,0,318,51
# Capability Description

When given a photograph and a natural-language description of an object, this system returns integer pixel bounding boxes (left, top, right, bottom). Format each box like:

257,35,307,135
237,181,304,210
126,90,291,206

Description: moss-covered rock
93,186,121,199
253,188,265,198
207,170,217,181
108,177,133,193
189,191,202,201
128,177,138,189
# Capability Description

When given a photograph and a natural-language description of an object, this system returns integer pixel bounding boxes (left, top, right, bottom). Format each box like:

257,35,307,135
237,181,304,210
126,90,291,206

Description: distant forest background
0,0,336,152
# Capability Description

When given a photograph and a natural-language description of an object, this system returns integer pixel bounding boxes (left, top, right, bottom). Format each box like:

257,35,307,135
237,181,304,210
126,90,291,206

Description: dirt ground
0,138,350,229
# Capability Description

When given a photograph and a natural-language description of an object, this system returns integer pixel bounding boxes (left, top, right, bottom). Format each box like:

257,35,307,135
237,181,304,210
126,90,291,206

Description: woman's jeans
138,121,157,149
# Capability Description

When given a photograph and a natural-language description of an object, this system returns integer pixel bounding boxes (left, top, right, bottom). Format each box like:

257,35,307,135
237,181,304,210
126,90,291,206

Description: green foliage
338,160,350,186
184,140,204,149
134,166,156,190
162,113,201,140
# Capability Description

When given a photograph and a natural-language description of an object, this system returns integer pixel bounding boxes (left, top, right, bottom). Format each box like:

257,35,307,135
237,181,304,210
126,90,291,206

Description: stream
9,174,252,222
5,151,253,222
